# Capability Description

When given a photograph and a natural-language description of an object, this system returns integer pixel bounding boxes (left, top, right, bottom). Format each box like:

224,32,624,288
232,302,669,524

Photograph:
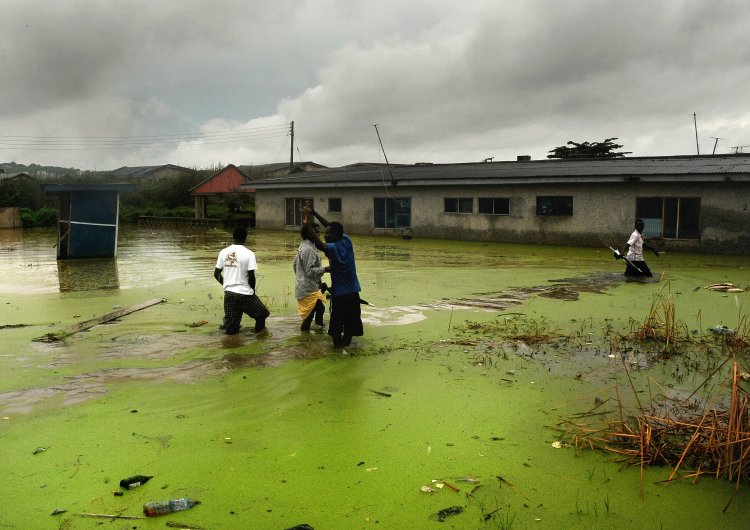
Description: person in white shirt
619,219,659,277
214,227,270,334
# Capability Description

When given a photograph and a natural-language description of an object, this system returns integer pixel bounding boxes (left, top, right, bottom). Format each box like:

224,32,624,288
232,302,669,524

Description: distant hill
0,162,89,180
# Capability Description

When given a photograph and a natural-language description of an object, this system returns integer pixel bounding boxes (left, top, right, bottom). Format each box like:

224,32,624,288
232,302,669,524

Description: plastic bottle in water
143,497,200,517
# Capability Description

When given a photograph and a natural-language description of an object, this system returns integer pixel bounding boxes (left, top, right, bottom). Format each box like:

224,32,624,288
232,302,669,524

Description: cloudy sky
1,0,749,171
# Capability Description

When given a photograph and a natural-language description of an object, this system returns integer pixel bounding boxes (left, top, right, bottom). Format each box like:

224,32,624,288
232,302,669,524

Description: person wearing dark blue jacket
308,209,363,348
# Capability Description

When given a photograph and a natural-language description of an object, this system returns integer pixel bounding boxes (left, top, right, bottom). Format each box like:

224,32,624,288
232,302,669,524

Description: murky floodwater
1,226,749,529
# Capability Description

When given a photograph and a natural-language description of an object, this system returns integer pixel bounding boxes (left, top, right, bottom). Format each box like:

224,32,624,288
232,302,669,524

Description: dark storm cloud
1,0,749,168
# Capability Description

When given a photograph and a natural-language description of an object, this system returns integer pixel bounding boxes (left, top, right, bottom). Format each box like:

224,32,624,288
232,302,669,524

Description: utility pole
710,136,724,155
693,112,700,155
289,121,294,170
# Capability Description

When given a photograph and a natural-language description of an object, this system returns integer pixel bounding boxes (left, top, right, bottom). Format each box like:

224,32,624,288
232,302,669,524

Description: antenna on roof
693,112,700,156
373,124,397,186
710,136,724,155
289,121,294,170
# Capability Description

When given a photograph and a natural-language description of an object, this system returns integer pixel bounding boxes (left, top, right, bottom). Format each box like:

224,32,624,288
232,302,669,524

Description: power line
0,123,291,151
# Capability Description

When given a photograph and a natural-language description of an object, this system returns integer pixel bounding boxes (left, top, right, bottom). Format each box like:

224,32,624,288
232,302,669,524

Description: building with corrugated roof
248,155,750,254
105,164,196,184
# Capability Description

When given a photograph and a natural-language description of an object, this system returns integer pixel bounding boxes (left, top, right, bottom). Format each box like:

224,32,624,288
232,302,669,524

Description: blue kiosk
44,184,134,259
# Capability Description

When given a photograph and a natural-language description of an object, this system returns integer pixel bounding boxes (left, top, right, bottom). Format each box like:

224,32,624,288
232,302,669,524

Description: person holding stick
214,226,270,334
617,218,659,277
306,208,363,348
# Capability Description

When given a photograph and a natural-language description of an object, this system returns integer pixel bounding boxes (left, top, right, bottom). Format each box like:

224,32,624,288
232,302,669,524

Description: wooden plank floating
34,298,166,342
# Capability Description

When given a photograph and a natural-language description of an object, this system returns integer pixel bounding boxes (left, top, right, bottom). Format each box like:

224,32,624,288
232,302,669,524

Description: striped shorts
224,291,270,334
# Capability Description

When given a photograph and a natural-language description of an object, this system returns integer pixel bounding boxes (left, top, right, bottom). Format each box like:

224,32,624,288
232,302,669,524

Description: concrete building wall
255,181,750,254
0,207,22,228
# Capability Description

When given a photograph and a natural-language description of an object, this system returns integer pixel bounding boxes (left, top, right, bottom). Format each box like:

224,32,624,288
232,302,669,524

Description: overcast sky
1,0,749,171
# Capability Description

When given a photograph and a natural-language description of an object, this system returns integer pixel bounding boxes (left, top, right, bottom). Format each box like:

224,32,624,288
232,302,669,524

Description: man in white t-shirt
214,227,270,334
618,219,659,277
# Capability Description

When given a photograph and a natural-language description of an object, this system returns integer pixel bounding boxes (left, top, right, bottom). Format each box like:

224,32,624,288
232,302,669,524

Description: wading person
214,226,270,335
307,209,363,348
618,218,659,277
294,223,327,331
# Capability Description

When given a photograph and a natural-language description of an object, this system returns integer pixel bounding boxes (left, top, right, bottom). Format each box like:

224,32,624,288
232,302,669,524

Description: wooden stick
34,298,165,341
77,513,145,520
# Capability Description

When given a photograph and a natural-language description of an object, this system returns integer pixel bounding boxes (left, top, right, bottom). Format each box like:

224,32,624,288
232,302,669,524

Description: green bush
19,207,57,227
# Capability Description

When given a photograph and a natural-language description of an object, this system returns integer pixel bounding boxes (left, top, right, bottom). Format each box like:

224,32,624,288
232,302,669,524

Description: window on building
284,197,313,226
536,196,573,216
328,197,342,213
374,197,411,228
636,197,700,239
444,197,473,213
478,197,510,215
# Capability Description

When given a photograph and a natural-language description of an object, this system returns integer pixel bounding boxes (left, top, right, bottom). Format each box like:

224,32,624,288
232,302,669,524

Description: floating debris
705,283,744,293
430,506,464,522
420,485,436,494
456,476,480,484
50,508,67,516
187,320,208,328
710,325,736,336
166,521,207,529
32,446,49,455
119,475,153,489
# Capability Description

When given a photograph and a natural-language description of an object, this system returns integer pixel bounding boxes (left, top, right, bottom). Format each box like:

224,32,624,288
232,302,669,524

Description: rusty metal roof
249,155,750,189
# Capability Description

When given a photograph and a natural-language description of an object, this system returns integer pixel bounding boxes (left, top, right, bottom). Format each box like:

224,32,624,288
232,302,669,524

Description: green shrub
19,207,57,227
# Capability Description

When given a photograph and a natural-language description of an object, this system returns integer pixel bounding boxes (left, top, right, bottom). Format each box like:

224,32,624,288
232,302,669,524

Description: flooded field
1,226,749,529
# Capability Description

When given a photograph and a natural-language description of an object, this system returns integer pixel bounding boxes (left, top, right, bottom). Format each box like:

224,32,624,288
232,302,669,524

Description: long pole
290,121,294,169
373,124,396,185
693,113,700,156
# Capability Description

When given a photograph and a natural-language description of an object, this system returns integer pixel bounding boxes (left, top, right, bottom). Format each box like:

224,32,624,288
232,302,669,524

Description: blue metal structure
43,184,134,259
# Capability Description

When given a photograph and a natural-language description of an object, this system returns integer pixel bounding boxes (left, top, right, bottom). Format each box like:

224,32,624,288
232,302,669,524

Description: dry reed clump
552,358,750,510
631,283,691,355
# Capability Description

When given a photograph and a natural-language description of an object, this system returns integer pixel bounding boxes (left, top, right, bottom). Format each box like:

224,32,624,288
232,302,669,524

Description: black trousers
224,291,270,334
624,260,652,277
328,292,363,342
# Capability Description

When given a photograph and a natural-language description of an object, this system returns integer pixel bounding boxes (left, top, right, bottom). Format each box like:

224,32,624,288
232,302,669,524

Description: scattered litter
740,372,750,381
166,521,207,529
705,283,744,292
143,497,200,516
119,475,153,489
709,325,736,336
365,467,378,472
32,446,49,455
187,320,208,328
430,506,464,522
551,441,569,449
420,485,436,494
224,437,232,444
50,508,67,516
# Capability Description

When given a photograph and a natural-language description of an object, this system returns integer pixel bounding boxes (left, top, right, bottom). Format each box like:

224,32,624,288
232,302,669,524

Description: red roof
190,165,254,195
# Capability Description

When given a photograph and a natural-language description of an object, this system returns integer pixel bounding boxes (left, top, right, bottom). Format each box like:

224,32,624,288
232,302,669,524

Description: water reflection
57,259,120,292
2,226,749,296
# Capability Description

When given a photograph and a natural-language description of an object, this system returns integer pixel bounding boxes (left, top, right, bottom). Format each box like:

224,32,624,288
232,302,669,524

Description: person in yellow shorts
294,223,328,331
